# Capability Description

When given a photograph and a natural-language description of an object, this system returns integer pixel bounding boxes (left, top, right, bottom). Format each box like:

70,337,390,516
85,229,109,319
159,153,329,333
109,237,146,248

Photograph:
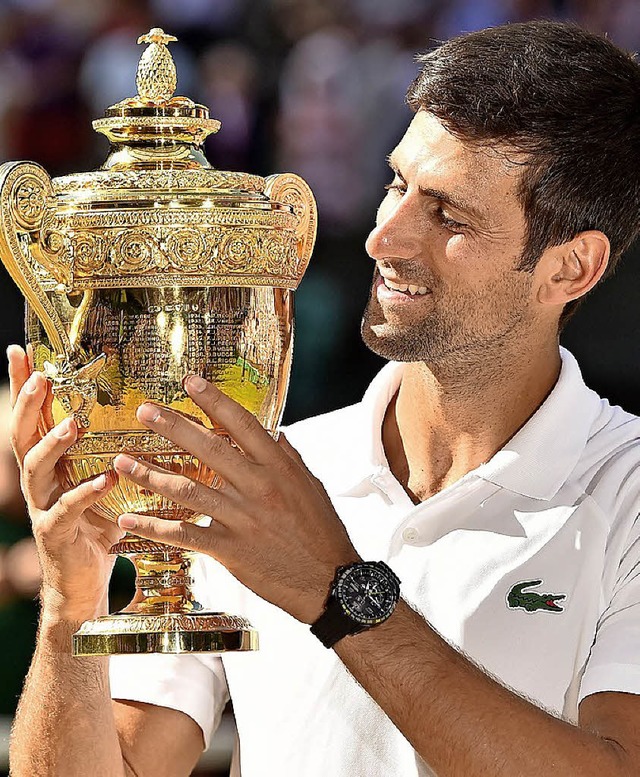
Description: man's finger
117,512,218,555
42,380,55,430
113,453,237,525
183,375,278,464
7,344,30,407
22,418,79,507
47,470,118,533
135,402,249,486
10,371,48,463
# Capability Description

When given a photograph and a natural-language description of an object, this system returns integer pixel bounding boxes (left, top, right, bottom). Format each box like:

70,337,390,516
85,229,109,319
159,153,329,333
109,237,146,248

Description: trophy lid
55,28,268,191
20,29,317,292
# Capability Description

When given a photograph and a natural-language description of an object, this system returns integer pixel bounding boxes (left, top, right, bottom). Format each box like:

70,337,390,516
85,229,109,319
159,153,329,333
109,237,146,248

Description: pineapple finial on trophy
94,26,221,146
136,28,179,102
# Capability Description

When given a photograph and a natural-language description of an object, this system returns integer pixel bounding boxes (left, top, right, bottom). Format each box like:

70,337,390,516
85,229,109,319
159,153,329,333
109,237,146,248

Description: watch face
335,563,399,626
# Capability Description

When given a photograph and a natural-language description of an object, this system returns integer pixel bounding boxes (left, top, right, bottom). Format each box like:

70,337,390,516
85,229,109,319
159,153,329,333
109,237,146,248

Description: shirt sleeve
109,553,236,749
579,517,640,702
109,652,229,749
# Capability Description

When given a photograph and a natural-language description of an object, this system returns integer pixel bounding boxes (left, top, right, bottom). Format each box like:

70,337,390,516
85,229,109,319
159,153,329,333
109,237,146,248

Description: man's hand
8,344,122,621
114,374,360,623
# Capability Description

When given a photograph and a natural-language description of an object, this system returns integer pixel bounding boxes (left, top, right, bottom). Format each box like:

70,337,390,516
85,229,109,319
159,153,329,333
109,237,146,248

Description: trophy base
72,611,258,656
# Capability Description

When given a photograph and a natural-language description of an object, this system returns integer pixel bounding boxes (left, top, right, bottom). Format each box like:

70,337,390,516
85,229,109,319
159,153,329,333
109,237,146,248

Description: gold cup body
0,29,317,655
28,284,292,526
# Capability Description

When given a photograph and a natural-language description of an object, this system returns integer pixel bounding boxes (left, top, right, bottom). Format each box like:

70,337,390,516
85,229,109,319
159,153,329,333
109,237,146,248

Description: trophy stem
115,538,202,616
72,536,258,656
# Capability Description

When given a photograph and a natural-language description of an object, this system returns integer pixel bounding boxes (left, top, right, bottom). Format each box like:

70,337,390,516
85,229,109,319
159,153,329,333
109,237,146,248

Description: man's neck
382,341,562,503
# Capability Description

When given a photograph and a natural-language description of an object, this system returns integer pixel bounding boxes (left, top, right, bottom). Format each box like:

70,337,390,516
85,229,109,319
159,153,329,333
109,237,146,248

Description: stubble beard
360,270,535,368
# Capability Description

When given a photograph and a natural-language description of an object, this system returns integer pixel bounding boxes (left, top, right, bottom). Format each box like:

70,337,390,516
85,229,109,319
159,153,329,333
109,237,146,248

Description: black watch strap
310,561,401,649
310,595,365,648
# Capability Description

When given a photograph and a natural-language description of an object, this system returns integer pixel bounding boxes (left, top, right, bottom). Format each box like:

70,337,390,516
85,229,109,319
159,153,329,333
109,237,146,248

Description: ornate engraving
110,538,178,555
35,209,303,288
71,271,297,290
13,177,47,230
93,114,220,136
160,614,253,632
67,431,180,457
67,428,235,458
53,169,265,195
0,162,70,354
112,229,158,273
166,227,209,270
264,173,317,284
263,231,297,275
43,353,107,428
48,207,295,230
33,207,72,287
72,231,104,275
136,575,193,589
77,613,254,634
219,228,256,270
44,230,64,253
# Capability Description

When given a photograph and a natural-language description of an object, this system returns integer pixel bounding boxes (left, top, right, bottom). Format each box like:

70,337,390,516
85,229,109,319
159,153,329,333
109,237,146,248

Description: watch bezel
334,562,400,626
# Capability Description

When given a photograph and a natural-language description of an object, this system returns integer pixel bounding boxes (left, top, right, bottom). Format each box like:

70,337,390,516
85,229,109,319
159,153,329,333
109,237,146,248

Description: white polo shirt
110,348,640,776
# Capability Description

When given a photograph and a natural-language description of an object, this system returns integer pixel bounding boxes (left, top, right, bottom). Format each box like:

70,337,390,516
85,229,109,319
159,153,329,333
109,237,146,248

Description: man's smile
375,270,432,303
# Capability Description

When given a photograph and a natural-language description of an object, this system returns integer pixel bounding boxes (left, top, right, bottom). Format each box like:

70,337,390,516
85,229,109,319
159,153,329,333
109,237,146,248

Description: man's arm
10,608,204,777
11,608,125,777
6,346,204,776
334,599,636,777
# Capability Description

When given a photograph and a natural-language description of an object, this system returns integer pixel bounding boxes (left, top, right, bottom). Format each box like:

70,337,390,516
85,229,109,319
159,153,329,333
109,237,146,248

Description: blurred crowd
1,0,639,227
0,1,639,773
0,0,639,418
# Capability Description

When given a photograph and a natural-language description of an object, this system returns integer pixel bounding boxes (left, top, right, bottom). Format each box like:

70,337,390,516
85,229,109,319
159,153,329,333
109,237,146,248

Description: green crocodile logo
507,580,566,613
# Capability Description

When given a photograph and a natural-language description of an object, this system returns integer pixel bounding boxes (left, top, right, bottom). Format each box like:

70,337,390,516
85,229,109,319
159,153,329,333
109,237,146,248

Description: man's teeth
383,278,429,295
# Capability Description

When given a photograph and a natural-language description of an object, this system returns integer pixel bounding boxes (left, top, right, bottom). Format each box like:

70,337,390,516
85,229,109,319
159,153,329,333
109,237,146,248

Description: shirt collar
337,348,603,501
475,348,603,500
335,361,403,496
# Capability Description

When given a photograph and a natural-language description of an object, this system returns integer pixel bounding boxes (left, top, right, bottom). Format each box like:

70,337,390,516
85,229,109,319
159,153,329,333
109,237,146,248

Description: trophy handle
264,173,317,288
0,161,70,355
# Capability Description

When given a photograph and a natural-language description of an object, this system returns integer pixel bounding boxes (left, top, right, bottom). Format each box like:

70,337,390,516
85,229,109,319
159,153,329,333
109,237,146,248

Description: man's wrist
311,561,401,648
39,584,106,625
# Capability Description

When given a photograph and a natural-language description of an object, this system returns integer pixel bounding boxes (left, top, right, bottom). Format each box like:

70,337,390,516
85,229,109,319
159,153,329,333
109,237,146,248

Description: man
9,19,640,777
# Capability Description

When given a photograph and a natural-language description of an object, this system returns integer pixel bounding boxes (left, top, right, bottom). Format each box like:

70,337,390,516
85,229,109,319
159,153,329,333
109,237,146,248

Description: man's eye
437,208,466,232
383,182,406,195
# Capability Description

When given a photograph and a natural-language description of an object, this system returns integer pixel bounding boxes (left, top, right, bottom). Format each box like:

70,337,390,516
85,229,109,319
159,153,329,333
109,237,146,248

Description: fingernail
114,454,136,474
186,375,208,393
24,373,40,394
54,418,72,438
137,403,161,423
6,344,21,361
118,514,138,530
93,473,107,491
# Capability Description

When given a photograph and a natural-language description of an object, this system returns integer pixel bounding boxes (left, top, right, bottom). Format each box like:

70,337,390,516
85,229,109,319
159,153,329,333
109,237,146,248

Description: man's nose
365,198,422,261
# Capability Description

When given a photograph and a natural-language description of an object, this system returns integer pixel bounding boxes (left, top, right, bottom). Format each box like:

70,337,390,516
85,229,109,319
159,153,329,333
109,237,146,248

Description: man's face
361,110,538,365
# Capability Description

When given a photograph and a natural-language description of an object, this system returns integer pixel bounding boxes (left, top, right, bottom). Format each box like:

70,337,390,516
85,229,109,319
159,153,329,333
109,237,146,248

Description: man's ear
536,231,610,306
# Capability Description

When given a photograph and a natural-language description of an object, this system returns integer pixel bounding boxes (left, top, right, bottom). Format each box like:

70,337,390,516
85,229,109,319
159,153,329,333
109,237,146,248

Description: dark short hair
407,20,640,323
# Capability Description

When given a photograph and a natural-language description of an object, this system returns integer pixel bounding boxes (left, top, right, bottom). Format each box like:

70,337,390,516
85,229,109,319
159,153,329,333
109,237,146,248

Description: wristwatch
310,561,401,648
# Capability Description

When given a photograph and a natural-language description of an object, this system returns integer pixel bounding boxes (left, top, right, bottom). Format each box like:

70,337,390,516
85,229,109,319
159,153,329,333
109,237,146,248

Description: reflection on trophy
0,28,316,655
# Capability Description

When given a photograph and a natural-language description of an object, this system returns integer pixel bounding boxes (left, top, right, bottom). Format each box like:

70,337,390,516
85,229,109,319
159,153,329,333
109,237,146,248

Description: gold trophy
0,29,316,655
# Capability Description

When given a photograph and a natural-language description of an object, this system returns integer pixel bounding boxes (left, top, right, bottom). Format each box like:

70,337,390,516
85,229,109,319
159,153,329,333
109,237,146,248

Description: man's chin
360,319,419,363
